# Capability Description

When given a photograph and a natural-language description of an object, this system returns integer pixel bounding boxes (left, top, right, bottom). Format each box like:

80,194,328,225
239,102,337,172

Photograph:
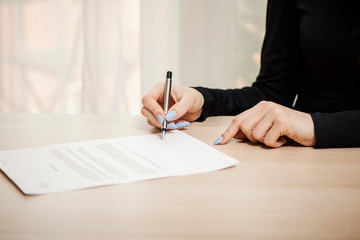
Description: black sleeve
193,0,301,121
311,111,360,148
193,86,268,122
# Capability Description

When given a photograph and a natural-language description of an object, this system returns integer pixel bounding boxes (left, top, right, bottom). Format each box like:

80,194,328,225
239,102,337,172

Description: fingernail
214,136,223,145
175,121,190,128
165,111,177,121
167,122,177,130
157,114,163,124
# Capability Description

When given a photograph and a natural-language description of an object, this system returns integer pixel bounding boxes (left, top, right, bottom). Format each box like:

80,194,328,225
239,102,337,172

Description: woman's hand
141,83,204,129
214,101,316,147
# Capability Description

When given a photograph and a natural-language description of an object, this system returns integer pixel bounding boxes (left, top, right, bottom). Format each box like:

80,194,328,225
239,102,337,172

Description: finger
236,117,258,144
238,102,275,143
141,84,165,119
141,106,162,128
175,121,191,129
215,101,275,145
252,113,274,143
166,122,178,130
166,98,192,122
147,119,158,128
214,130,248,145
217,117,246,145
233,130,247,140
263,122,288,148
166,87,203,122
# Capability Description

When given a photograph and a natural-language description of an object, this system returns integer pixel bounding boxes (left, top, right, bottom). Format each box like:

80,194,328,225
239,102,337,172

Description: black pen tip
166,71,172,79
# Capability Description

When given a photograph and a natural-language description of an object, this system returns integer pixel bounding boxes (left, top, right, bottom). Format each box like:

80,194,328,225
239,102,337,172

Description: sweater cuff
310,112,328,148
191,87,214,122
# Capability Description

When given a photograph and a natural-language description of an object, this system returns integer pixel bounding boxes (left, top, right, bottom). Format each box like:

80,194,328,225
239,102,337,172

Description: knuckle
176,101,188,113
276,117,288,127
270,106,283,117
273,113,289,129
232,116,242,126
252,130,263,141
147,119,155,127
141,95,150,106
223,129,235,141
222,129,231,138
239,122,251,134
258,100,271,109
140,107,147,116
258,100,268,107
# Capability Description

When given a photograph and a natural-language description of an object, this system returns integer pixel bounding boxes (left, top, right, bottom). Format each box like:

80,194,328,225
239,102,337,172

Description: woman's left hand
214,101,316,148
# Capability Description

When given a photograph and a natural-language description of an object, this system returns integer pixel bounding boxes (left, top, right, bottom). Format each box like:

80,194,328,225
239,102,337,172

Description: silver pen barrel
161,72,172,135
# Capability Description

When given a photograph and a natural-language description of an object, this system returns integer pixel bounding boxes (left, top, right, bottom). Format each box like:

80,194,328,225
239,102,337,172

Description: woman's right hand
141,83,204,129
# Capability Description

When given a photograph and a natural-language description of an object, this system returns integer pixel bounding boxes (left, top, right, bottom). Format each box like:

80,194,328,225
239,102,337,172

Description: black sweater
194,0,360,148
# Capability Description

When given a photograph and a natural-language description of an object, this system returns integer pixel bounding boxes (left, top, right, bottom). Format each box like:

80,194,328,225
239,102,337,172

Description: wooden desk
1,113,360,240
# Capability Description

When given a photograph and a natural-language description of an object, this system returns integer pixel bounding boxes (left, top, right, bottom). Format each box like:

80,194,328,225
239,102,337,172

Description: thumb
165,100,190,121
165,87,204,122
165,87,199,121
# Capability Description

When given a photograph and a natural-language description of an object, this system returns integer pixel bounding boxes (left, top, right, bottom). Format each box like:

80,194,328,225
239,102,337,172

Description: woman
141,0,360,148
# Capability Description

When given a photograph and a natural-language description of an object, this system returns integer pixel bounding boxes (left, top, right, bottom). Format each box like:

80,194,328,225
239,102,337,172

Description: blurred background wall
0,0,266,114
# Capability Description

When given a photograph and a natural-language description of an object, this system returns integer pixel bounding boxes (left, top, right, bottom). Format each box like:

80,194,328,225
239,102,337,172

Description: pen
161,71,172,138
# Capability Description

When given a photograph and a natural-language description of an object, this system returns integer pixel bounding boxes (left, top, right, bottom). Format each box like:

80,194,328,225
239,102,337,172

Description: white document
0,131,238,194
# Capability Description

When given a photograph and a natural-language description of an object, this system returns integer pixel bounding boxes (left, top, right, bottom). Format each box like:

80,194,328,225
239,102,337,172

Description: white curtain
0,0,266,114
